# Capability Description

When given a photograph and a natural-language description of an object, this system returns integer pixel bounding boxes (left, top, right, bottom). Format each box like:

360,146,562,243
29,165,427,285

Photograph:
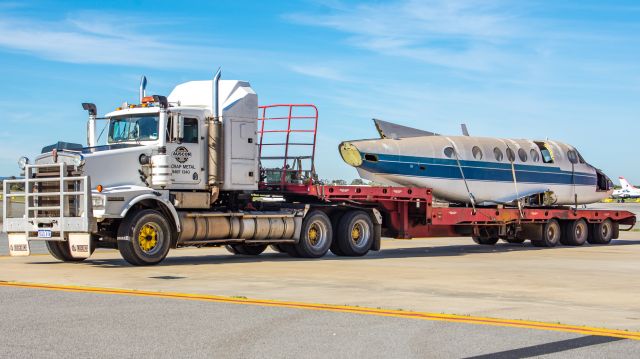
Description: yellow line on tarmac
1,280,639,340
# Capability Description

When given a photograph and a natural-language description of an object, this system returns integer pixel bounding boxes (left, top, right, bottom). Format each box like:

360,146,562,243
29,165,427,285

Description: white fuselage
341,135,613,205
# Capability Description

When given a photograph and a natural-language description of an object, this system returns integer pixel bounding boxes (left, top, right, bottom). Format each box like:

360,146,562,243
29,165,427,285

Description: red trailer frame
257,104,636,241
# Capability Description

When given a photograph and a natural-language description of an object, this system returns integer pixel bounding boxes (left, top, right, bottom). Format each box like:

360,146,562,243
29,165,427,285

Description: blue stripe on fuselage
360,154,596,186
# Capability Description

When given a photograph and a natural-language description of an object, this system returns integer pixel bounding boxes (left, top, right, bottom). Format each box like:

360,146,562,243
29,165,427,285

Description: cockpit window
567,150,578,164
530,149,540,162
108,115,158,143
535,142,554,164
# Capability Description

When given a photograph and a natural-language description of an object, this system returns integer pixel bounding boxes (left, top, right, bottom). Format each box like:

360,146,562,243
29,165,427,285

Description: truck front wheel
117,209,172,266
46,241,89,262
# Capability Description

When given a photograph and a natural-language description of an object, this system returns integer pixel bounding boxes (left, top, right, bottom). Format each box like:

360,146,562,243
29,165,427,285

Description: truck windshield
108,115,159,143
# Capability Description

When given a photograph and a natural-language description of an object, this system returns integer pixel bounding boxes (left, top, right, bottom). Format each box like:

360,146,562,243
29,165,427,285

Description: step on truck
2,71,636,265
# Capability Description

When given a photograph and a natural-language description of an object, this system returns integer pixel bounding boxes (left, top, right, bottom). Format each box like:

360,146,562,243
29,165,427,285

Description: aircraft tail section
619,177,635,189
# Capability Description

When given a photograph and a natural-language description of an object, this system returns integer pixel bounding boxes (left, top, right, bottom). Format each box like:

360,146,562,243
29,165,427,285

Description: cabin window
518,148,527,162
472,146,483,160
364,154,379,162
530,149,540,162
567,150,578,164
506,148,515,162
444,147,455,158
535,142,554,163
493,147,503,162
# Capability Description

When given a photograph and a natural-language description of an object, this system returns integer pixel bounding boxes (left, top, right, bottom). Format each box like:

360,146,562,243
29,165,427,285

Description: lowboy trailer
2,72,636,265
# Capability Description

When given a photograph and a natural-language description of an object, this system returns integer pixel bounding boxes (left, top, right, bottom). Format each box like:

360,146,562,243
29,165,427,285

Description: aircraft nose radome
339,142,362,167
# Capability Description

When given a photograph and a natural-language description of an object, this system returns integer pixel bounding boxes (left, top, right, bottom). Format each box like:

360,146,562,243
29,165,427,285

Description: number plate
37,229,52,238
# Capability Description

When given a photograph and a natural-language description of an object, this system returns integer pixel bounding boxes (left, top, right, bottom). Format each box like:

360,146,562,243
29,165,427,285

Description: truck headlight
92,196,105,208
72,154,85,168
18,156,29,170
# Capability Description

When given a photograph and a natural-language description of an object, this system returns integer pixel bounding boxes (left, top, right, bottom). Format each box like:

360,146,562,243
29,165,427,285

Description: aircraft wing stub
373,119,439,139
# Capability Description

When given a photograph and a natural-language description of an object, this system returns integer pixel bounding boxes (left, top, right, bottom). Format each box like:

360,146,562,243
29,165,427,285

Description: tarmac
1,201,639,357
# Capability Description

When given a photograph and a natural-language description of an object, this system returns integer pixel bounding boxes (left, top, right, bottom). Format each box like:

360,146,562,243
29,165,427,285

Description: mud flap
8,233,30,256
68,233,92,259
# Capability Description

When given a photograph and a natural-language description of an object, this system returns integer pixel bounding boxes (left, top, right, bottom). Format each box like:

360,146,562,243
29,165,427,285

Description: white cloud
0,12,265,70
286,0,526,72
288,64,351,81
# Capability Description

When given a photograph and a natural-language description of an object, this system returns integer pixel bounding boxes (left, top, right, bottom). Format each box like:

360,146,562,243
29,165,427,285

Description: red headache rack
258,104,319,192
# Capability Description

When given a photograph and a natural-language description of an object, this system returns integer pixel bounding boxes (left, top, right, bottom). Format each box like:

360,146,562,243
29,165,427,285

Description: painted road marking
0,280,638,341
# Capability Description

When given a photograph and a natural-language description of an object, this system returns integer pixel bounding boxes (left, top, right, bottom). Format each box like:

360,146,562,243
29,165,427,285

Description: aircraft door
166,115,205,187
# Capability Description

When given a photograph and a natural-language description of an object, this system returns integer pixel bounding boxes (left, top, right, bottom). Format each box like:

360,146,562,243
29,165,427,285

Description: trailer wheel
531,219,560,247
226,244,268,255
294,210,333,258
330,212,346,256
588,219,613,245
45,241,89,262
472,237,499,245
560,219,588,246
336,210,374,256
611,221,620,239
117,209,172,265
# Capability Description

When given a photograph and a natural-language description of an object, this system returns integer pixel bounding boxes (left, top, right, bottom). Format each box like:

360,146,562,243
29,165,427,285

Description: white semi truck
3,71,635,265
2,70,384,265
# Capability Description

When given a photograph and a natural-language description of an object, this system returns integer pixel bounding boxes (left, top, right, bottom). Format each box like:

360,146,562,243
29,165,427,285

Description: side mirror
171,114,184,142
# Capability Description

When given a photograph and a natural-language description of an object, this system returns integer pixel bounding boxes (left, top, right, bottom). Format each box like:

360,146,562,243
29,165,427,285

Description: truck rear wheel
531,219,560,247
560,219,588,246
336,210,374,256
45,241,88,262
117,209,172,266
226,244,268,255
293,210,332,258
588,219,613,245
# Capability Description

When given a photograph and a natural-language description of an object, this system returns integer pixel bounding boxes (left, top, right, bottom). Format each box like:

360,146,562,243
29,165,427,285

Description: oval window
506,148,515,162
530,149,540,162
493,147,503,162
444,146,455,158
567,150,578,164
518,148,527,162
472,146,483,160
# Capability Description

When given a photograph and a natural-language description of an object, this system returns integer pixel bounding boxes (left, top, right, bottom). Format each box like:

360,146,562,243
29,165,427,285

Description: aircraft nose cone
339,142,362,167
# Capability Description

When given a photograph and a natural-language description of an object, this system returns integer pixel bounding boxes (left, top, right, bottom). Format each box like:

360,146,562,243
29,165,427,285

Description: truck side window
182,118,198,143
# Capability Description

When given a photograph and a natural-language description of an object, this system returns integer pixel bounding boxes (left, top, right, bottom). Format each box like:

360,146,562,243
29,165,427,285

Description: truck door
167,116,204,186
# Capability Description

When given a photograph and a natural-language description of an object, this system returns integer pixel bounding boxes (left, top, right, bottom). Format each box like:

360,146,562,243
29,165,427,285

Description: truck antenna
139,75,147,103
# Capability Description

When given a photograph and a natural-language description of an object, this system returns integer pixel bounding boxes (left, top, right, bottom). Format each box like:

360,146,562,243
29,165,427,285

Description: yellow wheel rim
351,224,362,242
138,224,159,253
308,225,319,246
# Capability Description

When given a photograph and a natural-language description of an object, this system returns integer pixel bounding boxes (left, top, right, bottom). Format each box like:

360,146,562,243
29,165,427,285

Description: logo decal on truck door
172,146,192,163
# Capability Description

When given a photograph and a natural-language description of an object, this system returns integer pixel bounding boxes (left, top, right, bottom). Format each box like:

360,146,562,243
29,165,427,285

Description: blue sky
0,0,639,183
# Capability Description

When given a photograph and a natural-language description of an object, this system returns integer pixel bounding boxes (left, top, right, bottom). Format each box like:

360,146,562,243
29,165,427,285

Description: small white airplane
612,177,640,199
339,120,614,206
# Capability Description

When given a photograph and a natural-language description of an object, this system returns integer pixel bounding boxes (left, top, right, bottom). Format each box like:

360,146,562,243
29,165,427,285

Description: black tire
335,211,374,256
560,219,588,246
227,244,268,255
612,221,620,239
472,236,499,245
46,239,94,262
330,211,346,256
117,209,172,265
294,210,333,258
531,219,561,247
588,219,614,245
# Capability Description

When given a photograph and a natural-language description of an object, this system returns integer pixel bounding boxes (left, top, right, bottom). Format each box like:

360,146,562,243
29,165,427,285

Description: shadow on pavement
25,239,640,268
